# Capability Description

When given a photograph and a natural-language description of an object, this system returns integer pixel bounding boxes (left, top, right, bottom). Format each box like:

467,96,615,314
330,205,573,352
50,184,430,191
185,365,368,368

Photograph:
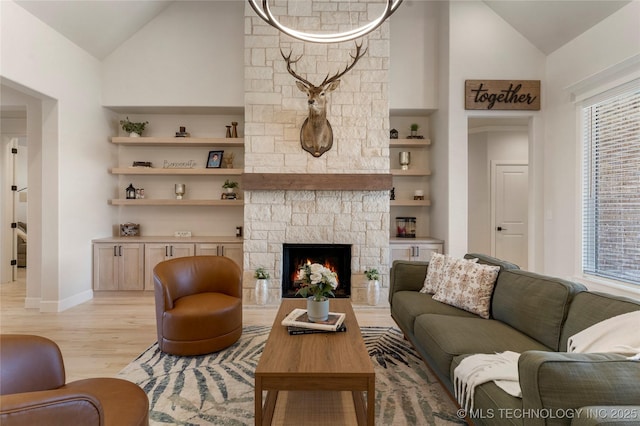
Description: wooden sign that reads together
465,80,540,110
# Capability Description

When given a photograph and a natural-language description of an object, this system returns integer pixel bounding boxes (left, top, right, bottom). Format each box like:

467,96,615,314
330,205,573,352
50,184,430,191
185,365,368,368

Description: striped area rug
118,325,463,425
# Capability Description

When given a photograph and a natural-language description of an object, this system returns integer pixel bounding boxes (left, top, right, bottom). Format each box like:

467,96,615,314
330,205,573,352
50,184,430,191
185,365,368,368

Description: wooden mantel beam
242,173,393,191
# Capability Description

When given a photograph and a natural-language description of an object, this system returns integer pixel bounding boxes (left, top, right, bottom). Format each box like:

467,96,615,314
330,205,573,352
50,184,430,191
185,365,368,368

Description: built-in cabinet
389,238,444,263
93,243,145,291
92,237,242,292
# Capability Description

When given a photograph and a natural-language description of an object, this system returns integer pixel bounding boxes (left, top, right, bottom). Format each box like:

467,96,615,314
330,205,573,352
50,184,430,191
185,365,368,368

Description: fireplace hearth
282,243,352,298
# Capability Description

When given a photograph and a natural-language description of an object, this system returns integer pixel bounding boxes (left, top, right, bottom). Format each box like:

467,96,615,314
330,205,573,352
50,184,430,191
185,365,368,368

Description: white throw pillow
432,261,500,319
420,253,478,294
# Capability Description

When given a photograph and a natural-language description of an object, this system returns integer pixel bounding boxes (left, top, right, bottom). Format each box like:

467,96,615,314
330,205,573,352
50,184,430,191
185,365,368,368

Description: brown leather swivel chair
153,255,243,356
0,334,149,426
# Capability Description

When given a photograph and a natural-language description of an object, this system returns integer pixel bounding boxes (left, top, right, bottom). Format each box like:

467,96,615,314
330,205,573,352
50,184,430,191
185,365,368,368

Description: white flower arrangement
295,262,338,301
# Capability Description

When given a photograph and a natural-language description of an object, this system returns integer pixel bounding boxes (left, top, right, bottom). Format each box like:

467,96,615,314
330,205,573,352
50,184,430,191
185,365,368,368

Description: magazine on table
281,308,346,332
287,324,347,335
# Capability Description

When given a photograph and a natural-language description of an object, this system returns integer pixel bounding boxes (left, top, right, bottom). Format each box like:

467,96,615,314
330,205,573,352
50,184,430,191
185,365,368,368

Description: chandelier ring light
248,0,403,43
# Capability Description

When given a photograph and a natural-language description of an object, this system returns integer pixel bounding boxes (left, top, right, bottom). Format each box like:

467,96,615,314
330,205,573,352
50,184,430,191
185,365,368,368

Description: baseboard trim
39,289,94,312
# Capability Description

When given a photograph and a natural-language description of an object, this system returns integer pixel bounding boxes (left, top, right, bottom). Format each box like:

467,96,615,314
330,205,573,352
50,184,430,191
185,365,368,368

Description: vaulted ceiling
14,0,632,60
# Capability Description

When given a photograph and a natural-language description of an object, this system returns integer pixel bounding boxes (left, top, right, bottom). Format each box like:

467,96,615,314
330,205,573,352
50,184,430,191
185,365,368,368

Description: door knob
497,226,507,231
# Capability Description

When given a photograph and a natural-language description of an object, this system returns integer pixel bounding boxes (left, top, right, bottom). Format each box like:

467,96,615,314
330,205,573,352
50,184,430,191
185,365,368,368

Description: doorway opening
467,117,529,269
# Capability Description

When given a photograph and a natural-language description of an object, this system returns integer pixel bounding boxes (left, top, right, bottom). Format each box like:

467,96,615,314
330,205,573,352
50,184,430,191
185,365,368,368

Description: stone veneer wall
243,1,390,305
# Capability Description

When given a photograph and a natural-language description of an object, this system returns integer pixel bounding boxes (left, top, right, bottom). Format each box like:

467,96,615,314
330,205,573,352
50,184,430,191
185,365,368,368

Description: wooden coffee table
255,298,375,426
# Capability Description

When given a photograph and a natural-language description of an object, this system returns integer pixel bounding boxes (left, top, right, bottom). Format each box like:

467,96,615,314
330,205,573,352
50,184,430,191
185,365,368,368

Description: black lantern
126,183,136,199
390,128,399,139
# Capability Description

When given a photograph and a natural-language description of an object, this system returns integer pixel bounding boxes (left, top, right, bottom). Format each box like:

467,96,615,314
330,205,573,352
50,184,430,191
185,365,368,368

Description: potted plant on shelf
120,117,149,137
364,267,381,306
222,179,238,193
410,123,419,138
254,267,270,305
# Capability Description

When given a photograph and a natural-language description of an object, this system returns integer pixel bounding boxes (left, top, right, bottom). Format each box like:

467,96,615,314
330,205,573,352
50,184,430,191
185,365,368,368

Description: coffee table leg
255,377,262,426
367,378,375,426
262,391,278,425
352,391,367,426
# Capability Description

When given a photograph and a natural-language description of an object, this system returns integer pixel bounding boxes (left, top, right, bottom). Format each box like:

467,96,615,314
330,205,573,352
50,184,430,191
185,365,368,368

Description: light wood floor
1,270,396,382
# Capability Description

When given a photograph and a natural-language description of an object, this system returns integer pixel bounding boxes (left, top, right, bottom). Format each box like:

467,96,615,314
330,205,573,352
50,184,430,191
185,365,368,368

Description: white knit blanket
453,351,521,412
453,311,640,411
567,311,640,356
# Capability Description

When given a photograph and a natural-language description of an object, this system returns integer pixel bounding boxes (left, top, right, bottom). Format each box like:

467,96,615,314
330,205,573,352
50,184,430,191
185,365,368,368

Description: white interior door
492,163,528,268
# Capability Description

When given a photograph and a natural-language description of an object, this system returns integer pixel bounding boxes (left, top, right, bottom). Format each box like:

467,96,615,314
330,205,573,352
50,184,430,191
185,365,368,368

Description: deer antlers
321,42,368,86
281,41,368,88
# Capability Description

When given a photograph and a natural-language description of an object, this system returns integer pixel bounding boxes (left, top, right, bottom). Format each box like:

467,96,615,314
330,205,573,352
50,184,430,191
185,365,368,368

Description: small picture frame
206,150,224,168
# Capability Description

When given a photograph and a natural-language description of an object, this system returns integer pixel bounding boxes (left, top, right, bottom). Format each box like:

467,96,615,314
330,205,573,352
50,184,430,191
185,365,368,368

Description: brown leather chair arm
0,388,103,426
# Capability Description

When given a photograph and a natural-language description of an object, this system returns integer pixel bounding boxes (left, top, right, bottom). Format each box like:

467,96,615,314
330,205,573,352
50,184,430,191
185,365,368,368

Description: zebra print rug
118,326,463,425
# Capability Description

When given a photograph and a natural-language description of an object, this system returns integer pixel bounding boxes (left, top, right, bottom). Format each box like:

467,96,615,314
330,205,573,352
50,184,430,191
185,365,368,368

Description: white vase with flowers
295,263,338,322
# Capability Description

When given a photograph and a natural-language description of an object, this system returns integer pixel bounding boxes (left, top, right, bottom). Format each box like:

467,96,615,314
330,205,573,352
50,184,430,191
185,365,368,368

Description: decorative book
287,324,347,335
281,308,346,332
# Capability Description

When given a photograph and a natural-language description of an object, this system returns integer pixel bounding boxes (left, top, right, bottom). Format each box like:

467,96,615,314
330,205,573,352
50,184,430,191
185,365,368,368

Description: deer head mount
281,42,368,157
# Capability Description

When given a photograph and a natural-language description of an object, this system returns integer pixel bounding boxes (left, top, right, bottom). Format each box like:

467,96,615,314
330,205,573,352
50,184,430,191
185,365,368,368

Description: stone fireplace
282,243,352,298
242,1,391,305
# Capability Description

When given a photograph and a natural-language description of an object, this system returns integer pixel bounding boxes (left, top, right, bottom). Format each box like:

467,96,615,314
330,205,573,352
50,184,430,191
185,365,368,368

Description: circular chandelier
247,0,403,43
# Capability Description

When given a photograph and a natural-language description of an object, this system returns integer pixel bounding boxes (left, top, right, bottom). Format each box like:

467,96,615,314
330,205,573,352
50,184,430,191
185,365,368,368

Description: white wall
102,1,244,108
1,1,113,310
543,1,640,298
390,1,439,109
446,1,546,263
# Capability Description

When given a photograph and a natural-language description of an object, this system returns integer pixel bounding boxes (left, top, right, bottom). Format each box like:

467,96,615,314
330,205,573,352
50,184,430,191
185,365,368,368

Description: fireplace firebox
282,243,352,298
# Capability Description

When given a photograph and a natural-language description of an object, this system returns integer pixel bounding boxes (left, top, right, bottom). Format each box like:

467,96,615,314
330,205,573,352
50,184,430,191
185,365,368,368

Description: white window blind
582,79,640,285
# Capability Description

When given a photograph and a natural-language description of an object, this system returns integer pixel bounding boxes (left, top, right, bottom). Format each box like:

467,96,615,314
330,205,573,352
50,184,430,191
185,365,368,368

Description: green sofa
389,253,640,425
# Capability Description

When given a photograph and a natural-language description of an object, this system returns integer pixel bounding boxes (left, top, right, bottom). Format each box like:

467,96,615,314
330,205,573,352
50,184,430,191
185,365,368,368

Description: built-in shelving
390,169,431,177
109,167,243,176
389,138,431,148
108,199,243,206
111,136,244,147
390,200,431,207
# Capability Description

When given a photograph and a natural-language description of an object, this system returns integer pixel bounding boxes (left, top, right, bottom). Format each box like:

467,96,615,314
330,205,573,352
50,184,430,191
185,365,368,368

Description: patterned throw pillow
420,253,478,294
432,261,500,319
420,253,448,294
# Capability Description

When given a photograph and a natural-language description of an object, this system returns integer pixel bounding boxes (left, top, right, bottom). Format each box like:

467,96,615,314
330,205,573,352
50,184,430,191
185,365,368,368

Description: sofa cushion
433,261,500,319
420,253,478,294
413,314,550,380
491,270,586,351
559,291,640,352
391,291,477,336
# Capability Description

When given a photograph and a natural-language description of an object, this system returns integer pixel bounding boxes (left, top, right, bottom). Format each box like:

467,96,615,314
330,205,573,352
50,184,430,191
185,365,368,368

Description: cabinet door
220,243,243,269
390,244,413,264
144,243,195,290
144,244,170,291
93,244,119,291
195,243,219,256
118,244,144,290
171,243,195,259
413,244,442,262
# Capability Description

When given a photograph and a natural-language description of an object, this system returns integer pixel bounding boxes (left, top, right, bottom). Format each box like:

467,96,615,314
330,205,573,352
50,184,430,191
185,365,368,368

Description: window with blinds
582,79,640,285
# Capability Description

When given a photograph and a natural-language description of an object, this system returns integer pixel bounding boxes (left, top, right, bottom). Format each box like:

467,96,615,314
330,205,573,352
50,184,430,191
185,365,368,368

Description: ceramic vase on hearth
367,280,380,306
255,279,268,306
307,296,329,322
